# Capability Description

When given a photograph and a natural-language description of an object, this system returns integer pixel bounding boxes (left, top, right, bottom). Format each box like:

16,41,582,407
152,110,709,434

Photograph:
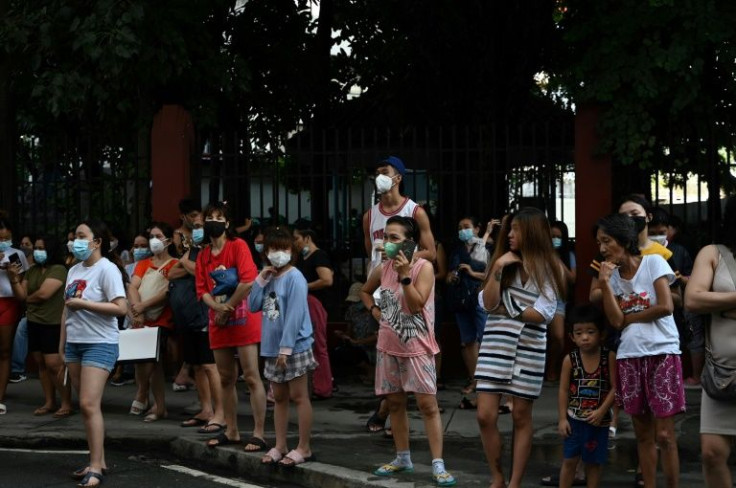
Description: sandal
433,471,457,487
128,400,148,416
366,410,387,433
458,397,476,410
198,422,226,434
71,467,108,480
278,449,316,467
374,463,414,476
243,436,268,453
207,432,241,448
180,417,209,428
261,447,285,465
0,403,5,415
53,408,74,418
77,471,104,487
143,411,167,423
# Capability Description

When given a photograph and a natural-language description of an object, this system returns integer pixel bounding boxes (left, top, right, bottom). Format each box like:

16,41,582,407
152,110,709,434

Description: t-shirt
376,258,439,357
133,257,178,328
26,264,67,324
608,254,680,358
0,247,30,297
64,258,126,344
296,249,332,303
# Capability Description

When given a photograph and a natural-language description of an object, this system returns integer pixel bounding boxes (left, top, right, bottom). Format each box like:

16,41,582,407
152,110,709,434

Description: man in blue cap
362,156,436,274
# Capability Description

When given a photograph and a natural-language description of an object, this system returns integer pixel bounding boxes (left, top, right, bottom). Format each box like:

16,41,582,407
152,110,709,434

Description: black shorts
27,320,61,355
182,329,214,365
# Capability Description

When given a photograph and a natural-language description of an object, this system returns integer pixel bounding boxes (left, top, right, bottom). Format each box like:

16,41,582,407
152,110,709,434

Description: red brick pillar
574,105,612,305
150,105,194,227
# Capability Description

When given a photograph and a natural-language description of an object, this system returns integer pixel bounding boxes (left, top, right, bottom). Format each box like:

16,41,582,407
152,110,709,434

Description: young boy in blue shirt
557,304,617,488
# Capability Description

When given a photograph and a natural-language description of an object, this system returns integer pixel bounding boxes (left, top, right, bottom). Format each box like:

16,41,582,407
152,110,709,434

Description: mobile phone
401,240,416,262
8,253,20,266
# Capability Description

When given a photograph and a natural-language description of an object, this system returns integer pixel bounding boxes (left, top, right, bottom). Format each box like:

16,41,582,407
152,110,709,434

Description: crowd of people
0,155,734,488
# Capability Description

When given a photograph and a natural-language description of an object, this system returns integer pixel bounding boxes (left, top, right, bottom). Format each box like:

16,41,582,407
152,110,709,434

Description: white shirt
609,254,680,358
368,197,419,274
64,258,126,344
0,247,30,297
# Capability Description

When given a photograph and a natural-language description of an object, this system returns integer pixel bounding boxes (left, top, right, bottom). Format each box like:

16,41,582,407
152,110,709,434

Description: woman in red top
196,202,267,451
127,222,178,422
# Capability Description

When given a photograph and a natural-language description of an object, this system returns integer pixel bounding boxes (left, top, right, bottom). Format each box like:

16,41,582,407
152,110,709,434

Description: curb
170,438,413,488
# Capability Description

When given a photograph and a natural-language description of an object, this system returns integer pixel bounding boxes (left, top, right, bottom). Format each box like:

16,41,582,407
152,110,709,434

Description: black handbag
702,245,736,401
168,276,209,332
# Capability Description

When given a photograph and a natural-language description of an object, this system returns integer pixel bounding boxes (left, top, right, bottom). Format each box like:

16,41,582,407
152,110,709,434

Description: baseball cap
377,156,406,176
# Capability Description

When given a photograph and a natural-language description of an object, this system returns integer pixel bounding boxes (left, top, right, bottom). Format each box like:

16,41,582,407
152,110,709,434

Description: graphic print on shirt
617,291,650,314
264,291,281,321
378,288,428,343
65,280,87,300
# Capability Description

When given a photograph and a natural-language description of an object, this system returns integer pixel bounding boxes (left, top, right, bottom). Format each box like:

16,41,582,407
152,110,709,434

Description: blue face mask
255,243,264,253
458,228,474,242
72,239,93,261
0,240,11,253
133,248,152,261
192,228,205,244
33,250,47,264
552,237,562,249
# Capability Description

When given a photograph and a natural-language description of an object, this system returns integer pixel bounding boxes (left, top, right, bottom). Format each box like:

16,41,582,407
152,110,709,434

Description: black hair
179,198,200,215
458,216,480,229
35,235,65,267
263,226,298,266
649,207,670,228
618,194,652,214
551,220,572,268
203,201,236,239
294,227,317,242
386,216,419,242
79,218,129,285
0,218,14,236
148,221,176,256
593,213,641,256
566,303,605,334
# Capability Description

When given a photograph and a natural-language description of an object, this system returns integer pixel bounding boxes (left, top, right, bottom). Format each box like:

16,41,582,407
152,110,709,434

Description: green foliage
549,0,736,174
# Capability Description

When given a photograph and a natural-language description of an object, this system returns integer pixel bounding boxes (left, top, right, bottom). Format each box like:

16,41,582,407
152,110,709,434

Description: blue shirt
248,267,313,357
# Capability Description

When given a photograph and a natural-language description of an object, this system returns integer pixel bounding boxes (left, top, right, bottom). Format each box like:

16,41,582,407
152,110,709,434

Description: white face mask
650,235,667,246
374,174,395,194
149,237,166,254
67,240,74,253
268,251,292,269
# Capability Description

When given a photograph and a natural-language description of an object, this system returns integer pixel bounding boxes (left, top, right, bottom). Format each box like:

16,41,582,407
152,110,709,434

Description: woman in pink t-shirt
360,216,455,487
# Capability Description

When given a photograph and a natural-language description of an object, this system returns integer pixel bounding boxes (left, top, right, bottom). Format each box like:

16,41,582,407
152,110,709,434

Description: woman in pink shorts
596,213,685,488
360,215,455,487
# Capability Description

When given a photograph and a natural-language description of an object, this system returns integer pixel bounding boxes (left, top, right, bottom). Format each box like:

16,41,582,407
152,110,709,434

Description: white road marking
0,447,88,455
162,464,265,488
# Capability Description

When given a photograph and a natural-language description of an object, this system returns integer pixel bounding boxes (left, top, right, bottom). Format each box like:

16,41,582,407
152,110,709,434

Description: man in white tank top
362,157,436,275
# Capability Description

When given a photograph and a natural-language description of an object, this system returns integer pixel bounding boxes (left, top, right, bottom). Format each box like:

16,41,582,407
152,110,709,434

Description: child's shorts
563,416,609,465
264,349,317,383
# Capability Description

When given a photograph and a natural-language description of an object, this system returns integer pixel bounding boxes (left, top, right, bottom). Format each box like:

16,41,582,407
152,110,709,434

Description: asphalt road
0,447,302,488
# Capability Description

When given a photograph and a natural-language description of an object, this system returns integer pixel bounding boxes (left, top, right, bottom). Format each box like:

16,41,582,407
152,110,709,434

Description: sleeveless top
567,347,612,425
368,197,419,273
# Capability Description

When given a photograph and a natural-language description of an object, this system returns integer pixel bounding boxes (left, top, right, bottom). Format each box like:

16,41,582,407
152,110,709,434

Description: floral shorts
616,354,686,418
375,351,436,396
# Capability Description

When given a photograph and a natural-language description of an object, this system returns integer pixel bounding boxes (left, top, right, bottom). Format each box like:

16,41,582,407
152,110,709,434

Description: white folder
118,327,161,363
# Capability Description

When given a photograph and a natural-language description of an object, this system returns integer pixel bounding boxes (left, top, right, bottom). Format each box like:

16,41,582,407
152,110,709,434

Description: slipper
540,474,586,486
34,405,56,416
261,447,285,465
72,467,109,480
198,422,226,434
374,463,414,476
498,405,512,415
278,449,316,467
129,400,148,416
53,408,74,418
244,436,268,453
78,470,103,487
180,417,209,428
143,411,167,423
458,397,476,410
0,403,7,415
207,432,241,448
366,411,387,433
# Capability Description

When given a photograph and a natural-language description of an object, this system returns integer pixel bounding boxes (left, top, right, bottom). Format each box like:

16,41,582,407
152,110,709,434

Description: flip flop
198,422,226,434
261,447,285,465
278,449,316,467
207,432,241,448
53,408,74,418
129,400,148,416
366,411,387,433
72,467,109,480
143,411,167,423
78,470,103,487
34,405,56,416
180,417,209,428
243,436,268,452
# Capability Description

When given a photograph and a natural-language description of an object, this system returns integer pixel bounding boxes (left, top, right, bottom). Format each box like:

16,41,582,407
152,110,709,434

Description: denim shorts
65,342,119,372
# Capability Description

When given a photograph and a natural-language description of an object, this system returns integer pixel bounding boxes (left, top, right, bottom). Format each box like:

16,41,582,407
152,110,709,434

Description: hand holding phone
400,240,416,262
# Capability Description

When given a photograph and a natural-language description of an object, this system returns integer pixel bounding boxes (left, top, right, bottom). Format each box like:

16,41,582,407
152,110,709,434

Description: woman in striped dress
475,208,566,488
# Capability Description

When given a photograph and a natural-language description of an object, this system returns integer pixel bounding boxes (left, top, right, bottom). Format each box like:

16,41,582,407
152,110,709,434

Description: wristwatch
400,276,412,286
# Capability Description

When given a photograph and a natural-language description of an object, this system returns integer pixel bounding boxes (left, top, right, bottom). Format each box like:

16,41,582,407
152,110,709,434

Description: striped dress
474,271,558,400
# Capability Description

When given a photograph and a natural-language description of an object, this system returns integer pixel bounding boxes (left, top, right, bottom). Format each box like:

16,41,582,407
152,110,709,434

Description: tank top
566,347,612,425
368,197,419,273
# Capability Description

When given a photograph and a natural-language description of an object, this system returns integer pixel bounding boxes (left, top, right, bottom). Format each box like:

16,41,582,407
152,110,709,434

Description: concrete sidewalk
0,376,706,487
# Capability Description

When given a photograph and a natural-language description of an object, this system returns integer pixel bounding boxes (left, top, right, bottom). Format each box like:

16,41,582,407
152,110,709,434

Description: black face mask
204,221,227,238
631,216,647,233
